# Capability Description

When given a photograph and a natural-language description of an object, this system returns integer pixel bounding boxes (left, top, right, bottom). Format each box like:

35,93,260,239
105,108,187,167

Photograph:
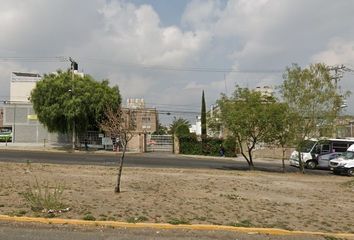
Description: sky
1,0,354,124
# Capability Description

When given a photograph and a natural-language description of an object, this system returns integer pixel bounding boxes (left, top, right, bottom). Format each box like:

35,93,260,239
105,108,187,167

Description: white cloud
1,0,354,116
312,38,354,66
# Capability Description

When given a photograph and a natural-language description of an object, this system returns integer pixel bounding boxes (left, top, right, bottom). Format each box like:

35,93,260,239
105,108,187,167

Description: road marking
0,215,353,239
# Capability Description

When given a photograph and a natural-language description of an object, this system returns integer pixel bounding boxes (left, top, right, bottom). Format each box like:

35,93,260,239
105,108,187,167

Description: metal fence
146,134,173,152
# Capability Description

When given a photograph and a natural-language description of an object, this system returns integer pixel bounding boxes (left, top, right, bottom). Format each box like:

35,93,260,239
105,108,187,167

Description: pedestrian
84,138,88,151
219,144,225,157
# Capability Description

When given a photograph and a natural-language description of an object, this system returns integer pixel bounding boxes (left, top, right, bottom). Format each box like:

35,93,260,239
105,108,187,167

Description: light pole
350,121,354,138
69,57,78,150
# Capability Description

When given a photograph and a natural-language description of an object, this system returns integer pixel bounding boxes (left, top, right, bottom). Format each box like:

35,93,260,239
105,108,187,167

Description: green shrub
83,214,96,221
21,178,66,212
178,134,237,157
167,218,190,225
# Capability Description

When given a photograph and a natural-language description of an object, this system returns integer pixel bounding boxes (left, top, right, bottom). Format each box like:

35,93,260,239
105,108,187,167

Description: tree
266,102,296,172
218,87,278,170
201,90,207,153
280,63,348,173
169,118,191,136
100,108,136,193
31,70,121,145
153,123,168,135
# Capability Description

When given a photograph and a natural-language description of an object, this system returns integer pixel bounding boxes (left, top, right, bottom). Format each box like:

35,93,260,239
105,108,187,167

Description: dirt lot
0,162,353,234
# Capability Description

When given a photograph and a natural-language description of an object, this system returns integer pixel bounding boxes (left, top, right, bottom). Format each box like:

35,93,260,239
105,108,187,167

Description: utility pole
328,64,346,89
69,57,78,150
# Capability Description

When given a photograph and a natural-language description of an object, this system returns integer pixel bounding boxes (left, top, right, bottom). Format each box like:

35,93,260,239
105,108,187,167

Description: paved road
0,222,328,240
0,149,331,175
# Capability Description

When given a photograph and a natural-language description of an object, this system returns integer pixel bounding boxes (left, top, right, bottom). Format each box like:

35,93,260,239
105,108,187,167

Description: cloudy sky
1,0,354,123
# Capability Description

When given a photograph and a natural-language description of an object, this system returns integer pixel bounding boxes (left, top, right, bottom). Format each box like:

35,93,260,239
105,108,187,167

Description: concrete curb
0,215,353,239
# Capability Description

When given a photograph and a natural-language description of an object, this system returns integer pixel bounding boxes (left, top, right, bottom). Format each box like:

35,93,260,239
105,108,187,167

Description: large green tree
218,87,279,170
31,70,121,138
280,63,348,172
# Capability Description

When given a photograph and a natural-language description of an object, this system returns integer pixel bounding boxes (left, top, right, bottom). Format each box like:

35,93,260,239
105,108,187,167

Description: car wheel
348,168,354,177
306,160,317,169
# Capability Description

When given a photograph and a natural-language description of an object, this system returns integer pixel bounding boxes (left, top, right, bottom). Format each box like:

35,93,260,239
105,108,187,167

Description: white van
289,138,354,169
329,144,354,176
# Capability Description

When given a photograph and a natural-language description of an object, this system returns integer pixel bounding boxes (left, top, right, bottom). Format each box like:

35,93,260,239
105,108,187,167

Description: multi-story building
254,85,274,97
123,98,158,152
2,72,66,144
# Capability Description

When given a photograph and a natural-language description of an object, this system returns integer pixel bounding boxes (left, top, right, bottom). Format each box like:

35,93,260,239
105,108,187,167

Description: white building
254,85,274,97
10,72,41,102
189,116,201,136
2,72,70,144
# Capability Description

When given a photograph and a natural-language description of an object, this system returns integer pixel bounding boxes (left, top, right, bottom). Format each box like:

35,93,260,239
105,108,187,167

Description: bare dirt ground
0,162,353,234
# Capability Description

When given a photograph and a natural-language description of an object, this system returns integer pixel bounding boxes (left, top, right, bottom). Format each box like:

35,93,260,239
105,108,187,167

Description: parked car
329,144,354,176
0,131,12,142
289,138,354,169
316,152,342,169
330,159,354,176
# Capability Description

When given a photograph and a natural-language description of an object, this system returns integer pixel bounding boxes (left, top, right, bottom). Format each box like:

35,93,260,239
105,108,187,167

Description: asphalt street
0,222,328,240
0,149,332,175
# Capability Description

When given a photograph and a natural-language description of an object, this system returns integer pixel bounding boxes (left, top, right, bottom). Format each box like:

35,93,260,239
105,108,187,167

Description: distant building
189,116,201,136
2,71,70,144
254,85,274,97
10,72,41,102
122,98,158,152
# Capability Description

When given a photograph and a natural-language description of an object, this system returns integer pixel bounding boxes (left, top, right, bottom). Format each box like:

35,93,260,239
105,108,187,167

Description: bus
289,138,354,169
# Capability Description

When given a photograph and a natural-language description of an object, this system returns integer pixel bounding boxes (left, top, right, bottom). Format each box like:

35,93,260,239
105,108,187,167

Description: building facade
123,99,158,152
2,72,68,144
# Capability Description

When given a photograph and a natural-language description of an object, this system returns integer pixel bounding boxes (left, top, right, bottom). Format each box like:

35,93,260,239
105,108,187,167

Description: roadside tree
280,63,348,173
218,87,279,170
266,102,297,172
31,70,121,145
100,108,136,193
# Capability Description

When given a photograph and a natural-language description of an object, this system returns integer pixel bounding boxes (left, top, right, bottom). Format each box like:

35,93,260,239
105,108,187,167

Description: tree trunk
248,148,254,170
115,144,126,193
298,152,305,174
282,148,286,173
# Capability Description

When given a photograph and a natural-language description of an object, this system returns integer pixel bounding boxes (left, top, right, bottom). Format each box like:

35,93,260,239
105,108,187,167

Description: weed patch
167,218,190,225
21,178,67,212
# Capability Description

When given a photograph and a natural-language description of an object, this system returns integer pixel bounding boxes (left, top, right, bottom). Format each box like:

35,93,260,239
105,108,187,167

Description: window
332,142,350,153
321,144,330,154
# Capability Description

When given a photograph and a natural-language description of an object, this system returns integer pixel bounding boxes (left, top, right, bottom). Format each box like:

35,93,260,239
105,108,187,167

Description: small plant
15,210,27,216
167,218,190,225
324,236,343,240
230,219,253,227
126,216,148,223
21,178,66,212
83,214,96,221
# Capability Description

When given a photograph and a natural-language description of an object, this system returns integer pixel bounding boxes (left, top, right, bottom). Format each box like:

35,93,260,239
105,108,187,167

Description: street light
69,57,78,150
349,121,354,138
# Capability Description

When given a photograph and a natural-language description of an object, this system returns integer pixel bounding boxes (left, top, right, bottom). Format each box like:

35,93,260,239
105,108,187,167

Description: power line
80,58,284,73
0,56,68,63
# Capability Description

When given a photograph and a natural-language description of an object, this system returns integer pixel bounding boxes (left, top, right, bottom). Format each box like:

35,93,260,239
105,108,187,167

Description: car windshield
297,140,317,152
341,151,354,160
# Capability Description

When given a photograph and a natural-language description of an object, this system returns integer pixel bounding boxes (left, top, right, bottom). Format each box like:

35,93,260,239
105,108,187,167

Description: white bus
289,138,354,169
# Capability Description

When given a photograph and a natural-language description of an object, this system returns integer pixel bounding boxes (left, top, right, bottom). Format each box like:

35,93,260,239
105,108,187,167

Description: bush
21,178,66,212
179,135,237,157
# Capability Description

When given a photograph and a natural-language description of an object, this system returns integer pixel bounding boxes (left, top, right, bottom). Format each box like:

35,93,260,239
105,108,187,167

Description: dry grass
0,162,353,233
